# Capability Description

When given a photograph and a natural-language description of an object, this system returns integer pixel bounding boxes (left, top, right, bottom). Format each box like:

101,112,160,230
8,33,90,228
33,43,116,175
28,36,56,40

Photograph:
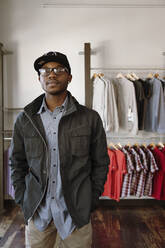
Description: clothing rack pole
0,43,4,214
84,43,92,108
90,67,165,71
0,44,12,213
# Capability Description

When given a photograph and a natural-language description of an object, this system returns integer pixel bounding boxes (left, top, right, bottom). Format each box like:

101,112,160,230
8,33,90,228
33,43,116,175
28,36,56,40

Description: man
9,51,109,248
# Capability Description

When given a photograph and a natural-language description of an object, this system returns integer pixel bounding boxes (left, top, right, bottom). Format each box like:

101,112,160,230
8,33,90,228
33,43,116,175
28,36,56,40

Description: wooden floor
0,201,165,248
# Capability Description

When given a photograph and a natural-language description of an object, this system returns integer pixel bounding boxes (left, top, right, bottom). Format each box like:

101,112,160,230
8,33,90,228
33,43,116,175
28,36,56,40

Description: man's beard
46,83,68,96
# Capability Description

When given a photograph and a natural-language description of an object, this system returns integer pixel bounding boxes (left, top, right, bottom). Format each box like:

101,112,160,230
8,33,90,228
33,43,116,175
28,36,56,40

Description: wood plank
1,202,165,248
0,206,25,248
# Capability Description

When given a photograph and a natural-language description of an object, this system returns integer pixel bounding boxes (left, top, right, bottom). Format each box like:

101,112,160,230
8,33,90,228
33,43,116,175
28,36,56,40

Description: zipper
24,111,49,219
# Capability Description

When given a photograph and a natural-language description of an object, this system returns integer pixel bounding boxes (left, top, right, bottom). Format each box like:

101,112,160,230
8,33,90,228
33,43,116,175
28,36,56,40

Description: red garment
102,149,117,198
151,147,165,200
159,147,165,200
113,150,127,201
102,149,127,201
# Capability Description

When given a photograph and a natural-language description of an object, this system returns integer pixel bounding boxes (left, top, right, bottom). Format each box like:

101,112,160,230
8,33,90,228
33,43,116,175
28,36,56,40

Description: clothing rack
83,43,165,107
82,42,165,202
83,42,165,137
0,43,4,213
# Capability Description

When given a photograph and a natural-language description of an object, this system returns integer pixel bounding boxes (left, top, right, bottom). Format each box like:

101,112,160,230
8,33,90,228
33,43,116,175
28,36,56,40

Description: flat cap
34,51,71,74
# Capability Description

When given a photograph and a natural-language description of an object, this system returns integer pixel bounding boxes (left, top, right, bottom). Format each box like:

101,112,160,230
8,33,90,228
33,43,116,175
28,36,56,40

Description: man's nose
48,70,57,78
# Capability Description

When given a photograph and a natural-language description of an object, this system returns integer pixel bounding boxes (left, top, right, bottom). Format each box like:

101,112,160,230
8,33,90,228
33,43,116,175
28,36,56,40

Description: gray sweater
144,78,165,134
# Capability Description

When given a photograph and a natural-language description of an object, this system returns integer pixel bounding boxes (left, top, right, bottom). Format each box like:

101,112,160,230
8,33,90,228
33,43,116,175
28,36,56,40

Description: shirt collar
37,94,68,114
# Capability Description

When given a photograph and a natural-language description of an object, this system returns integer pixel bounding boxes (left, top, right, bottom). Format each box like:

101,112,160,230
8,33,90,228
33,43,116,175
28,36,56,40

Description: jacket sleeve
90,112,110,211
9,114,29,206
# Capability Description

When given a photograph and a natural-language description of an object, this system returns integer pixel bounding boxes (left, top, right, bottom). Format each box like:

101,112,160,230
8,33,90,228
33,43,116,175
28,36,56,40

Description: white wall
1,0,165,110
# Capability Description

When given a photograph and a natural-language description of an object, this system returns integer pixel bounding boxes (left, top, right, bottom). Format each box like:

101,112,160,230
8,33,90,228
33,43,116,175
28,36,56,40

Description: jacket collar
24,91,78,117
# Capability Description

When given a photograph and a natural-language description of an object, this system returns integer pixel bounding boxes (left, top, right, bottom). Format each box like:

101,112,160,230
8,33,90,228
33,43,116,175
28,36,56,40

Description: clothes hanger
115,143,122,150
116,73,124,79
108,142,118,150
134,143,139,148
126,73,136,81
93,73,98,79
125,142,131,149
117,143,122,148
147,73,154,79
131,72,139,80
154,73,159,78
141,143,147,148
148,143,155,150
157,142,164,148
93,73,104,79
98,73,104,78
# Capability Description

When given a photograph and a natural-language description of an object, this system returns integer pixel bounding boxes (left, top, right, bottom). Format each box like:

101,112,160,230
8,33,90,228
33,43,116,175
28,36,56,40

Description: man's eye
45,69,51,72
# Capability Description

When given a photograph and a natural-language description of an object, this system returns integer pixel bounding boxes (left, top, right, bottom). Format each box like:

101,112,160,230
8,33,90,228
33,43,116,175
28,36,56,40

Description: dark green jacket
9,91,109,228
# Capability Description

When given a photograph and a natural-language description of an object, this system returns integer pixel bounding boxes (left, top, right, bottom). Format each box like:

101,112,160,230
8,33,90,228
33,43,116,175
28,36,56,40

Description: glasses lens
39,68,50,75
39,67,67,76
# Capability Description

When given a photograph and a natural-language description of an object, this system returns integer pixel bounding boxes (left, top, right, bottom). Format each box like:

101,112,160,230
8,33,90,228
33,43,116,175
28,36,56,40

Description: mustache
47,80,60,84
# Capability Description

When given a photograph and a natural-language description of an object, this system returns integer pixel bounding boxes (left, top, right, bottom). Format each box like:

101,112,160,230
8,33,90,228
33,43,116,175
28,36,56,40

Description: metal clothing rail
4,107,24,111
41,3,165,9
91,67,165,71
4,138,12,141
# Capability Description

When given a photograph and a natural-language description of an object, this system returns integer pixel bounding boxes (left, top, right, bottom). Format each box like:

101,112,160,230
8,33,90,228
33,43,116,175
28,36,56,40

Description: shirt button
53,132,56,134
51,197,55,199
53,181,55,183
53,148,56,151
53,164,56,167
53,117,56,119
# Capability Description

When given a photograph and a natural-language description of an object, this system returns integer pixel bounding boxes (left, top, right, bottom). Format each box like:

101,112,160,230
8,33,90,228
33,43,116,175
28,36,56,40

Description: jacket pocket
24,137,43,158
70,126,91,156
23,171,42,214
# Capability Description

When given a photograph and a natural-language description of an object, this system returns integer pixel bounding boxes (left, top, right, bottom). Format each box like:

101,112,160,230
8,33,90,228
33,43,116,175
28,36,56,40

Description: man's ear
68,74,72,83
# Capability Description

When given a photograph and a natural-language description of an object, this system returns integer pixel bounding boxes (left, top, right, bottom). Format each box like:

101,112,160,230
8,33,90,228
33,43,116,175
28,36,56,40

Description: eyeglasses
39,67,68,76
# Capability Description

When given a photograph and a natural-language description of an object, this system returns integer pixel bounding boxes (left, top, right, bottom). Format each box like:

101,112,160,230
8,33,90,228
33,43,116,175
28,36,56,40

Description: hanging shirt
112,78,138,134
124,147,142,196
150,147,165,200
102,148,127,201
113,149,127,201
144,78,165,134
121,147,134,198
101,76,119,132
141,146,158,196
102,149,118,198
158,146,165,200
92,76,119,132
133,147,148,197
139,79,153,130
92,76,106,128
132,80,145,130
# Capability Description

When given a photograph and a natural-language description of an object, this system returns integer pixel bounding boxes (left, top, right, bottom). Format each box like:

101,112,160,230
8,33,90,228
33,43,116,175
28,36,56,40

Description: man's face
39,61,72,96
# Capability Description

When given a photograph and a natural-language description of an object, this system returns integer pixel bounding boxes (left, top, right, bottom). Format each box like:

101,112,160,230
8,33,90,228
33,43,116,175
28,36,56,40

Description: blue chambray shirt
32,95,76,240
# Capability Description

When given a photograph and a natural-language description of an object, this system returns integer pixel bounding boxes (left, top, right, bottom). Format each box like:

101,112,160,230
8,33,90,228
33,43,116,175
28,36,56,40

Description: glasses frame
39,67,69,76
